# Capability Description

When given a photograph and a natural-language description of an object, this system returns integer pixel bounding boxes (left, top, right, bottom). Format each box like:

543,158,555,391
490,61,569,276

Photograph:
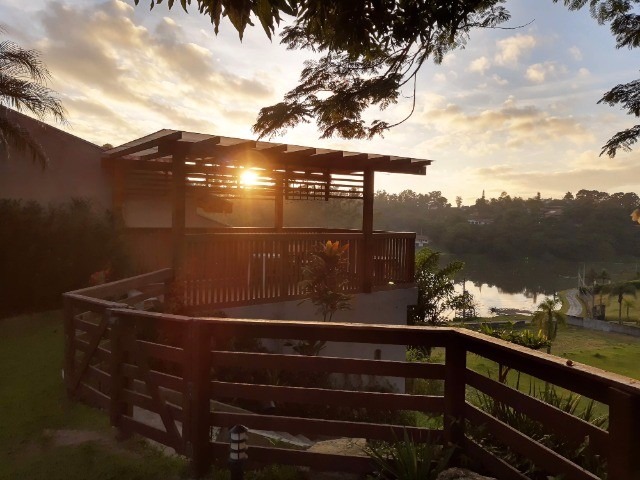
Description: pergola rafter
104,129,432,292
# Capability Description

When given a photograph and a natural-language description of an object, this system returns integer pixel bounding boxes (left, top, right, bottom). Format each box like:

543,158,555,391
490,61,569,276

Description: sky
1,0,639,204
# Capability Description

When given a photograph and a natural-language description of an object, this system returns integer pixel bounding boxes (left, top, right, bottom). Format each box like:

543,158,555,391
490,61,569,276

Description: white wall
222,287,418,392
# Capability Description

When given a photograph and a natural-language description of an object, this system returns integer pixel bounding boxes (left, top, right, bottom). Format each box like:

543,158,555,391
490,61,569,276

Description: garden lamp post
229,424,248,480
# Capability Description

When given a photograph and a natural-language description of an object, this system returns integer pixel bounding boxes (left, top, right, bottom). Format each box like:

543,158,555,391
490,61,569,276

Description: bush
0,199,126,316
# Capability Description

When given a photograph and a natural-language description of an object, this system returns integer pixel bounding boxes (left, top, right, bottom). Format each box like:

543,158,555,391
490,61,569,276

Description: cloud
472,152,640,195
33,0,275,143
417,96,594,157
569,46,583,61
468,56,491,74
494,35,537,67
525,62,566,83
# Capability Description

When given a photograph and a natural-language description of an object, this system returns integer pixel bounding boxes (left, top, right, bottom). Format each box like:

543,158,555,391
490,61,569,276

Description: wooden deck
122,228,416,309
63,269,640,480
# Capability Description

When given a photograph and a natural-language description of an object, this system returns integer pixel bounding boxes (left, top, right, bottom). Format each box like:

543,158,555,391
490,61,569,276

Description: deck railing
121,228,416,310
63,270,640,480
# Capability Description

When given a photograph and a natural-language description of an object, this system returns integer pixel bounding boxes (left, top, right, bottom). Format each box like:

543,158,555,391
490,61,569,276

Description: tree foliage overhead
554,0,640,157
0,38,66,166
135,0,510,139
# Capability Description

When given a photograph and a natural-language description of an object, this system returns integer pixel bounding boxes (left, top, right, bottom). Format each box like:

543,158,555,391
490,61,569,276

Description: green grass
463,324,640,416
0,311,187,480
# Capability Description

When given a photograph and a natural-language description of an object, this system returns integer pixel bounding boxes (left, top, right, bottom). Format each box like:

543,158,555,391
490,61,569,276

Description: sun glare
240,169,259,186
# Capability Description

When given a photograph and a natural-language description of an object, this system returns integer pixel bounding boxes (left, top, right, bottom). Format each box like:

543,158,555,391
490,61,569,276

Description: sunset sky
2,0,639,204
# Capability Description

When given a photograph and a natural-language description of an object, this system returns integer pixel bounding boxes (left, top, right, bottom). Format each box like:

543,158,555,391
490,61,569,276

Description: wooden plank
68,269,173,299
466,369,608,455
104,130,182,158
464,403,601,480
74,317,101,334
211,412,443,444
110,308,191,324
63,297,76,396
458,329,640,400
122,363,183,392
608,387,640,480
119,415,181,452
71,313,110,392
64,293,128,312
121,389,184,422
87,365,111,389
77,382,110,410
126,337,183,447
444,342,466,448
462,437,529,480
210,381,444,413
187,320,212,477
201,319,453,348
361,169,374,293
210,351,445,379
122,339,185,365
211,441,373,473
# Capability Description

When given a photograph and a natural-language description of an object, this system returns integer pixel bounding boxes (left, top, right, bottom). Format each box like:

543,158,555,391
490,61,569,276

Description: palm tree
0,36,66,166
532,298,566,354
604,282,637,324
622,297,634,322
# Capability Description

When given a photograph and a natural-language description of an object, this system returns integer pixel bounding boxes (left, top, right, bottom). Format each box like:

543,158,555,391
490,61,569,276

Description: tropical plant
603,281,637,324
531,298,566,354
479,322,550,383
364,430,454,480
0,36,66,165
472,384,608,479
412,248,464,326
295,240,352,355
622,297,635,322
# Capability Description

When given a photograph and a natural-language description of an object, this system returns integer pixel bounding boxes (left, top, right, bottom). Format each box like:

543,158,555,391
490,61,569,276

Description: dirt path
565,288,583,316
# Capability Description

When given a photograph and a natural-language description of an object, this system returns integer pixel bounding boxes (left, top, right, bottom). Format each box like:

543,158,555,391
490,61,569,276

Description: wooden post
274,173,284,230
63,296,76,398
408,233,416,283
172,148,187,272
444,341,466,450
186,320,211,478
608,387,640,480
108,311,130,438
112,160,126,229
361,169,374,293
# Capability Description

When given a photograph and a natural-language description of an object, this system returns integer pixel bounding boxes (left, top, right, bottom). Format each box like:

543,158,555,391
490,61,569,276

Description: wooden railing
63,270,640,480
121,228,415,310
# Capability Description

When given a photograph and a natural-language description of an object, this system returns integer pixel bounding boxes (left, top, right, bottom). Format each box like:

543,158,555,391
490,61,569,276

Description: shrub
0,199,126,316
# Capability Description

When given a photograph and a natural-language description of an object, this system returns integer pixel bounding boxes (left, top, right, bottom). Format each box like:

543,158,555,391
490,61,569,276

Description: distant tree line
372,189,640,261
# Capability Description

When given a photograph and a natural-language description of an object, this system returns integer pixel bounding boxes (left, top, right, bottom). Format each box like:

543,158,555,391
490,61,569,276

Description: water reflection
437,252,640,318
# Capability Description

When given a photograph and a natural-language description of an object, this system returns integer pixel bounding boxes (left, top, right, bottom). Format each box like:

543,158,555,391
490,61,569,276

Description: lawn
463,322,640,416
0,310,187,480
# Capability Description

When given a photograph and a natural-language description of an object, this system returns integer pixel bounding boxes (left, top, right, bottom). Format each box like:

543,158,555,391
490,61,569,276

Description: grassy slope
0,311,186,480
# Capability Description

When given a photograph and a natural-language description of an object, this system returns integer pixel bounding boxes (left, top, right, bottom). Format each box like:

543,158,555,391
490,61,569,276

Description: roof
103,129,432,176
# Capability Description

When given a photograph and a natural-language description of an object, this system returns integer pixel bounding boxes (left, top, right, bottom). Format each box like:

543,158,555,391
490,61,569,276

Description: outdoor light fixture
229,424,248,480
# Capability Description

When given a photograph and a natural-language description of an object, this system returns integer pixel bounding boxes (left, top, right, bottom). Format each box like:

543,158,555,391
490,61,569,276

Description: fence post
63,296,76,398
186,319,211,478
444,341,466,451
608,387,640,480
108,311,130,439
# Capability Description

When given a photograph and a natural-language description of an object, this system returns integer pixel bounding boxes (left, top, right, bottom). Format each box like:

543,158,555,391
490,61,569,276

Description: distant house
467,217,493,225
415,234,430,248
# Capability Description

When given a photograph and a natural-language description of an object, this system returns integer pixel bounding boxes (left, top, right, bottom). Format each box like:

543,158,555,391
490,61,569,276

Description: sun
239,169,259,186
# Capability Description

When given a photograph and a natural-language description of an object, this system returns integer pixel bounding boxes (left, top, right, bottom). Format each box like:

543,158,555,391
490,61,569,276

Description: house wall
123,195,228,228
221,287,418,392
0,109,110,208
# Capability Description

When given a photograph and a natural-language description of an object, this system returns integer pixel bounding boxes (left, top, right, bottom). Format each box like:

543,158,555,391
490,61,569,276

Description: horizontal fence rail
63,271,640,480
121,228,416,310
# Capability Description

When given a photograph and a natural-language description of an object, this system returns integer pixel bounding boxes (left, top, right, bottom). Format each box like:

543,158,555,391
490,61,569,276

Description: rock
436,468,496,480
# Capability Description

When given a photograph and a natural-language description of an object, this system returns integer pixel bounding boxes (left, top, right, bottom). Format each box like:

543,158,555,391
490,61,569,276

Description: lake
436,252,640,318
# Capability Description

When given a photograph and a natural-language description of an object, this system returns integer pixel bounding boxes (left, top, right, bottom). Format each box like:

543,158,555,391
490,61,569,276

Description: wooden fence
63,269,640,480
121,228,415,310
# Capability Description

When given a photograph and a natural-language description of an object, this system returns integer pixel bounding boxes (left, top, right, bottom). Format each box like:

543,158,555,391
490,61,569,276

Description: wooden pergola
103,130,431,294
